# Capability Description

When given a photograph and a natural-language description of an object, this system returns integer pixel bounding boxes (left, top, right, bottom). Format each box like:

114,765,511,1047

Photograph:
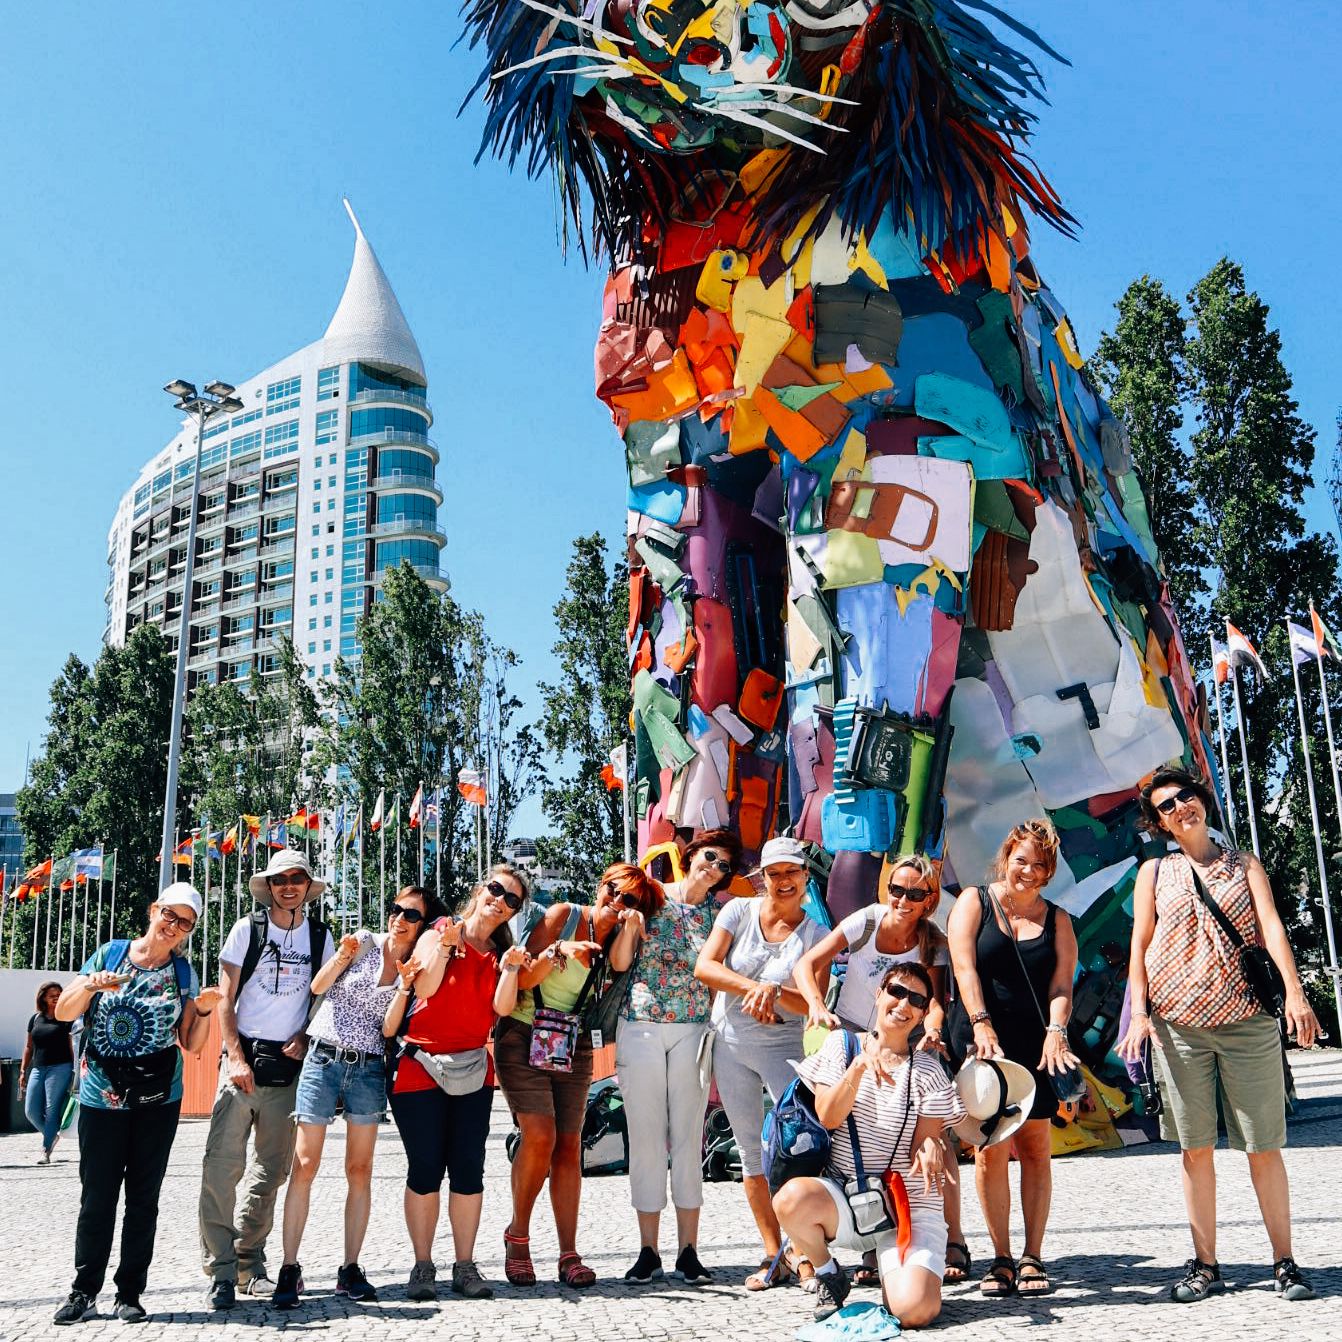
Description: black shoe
273,1263,304,1309
208,1280,235,1312
336,1261,378,1302
53,1291,96,1326
624,1246,664,1283
813,1263,851,1321
1171,1259,1224,1303
672,1245,713,1285
451,1260,494,1300
1274,1256,1315,1301
113,1297,147,1323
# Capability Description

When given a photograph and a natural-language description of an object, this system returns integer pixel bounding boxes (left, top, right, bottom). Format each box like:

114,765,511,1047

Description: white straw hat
248,849,326,905
952,1057,1036,1148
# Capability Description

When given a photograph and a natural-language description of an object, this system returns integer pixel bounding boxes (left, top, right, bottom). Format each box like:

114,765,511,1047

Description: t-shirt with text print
220,914,335,1042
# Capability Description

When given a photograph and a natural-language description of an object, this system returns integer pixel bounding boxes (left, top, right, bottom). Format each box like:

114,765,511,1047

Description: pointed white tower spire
322,199,425,382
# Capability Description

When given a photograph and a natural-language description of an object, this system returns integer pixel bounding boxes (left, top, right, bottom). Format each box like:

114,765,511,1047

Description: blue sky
1,2,1340,839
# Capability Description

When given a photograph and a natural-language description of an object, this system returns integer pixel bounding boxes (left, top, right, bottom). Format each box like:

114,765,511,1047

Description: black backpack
236,907,331,1006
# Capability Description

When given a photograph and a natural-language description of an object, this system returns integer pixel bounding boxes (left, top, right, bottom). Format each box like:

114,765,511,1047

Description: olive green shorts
1151,1012,1286,1152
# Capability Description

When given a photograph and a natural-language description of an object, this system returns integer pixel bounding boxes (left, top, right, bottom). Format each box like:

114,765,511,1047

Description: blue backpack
762,1030,858,1194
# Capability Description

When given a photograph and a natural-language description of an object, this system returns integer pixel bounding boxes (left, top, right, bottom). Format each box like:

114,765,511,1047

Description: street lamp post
157,379,245,893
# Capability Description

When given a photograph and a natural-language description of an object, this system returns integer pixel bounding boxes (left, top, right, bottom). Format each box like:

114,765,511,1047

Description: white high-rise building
104,202,446,691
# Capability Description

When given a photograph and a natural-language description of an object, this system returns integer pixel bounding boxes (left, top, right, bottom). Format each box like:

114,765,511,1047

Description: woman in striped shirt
774,963,966,1328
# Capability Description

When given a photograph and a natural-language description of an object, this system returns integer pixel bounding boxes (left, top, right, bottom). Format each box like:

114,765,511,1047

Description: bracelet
1046,1023,1068,1036
394,985,410,996
1132,1009,1150,1018
970,1010,992,1026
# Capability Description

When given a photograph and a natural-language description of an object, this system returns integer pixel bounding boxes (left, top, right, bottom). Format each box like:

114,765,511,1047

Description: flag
600,743,627,792
155,838,193,867
1311,605,1341,661
423,790,440,833
73,849,106,880
221,823,239,856
457,769,487,806
267,822,288,849
370,789,386,832
354,805,363,855
409,784,424,830
1211,636,1230,686
285,807,322,831
1289,621,1319,666
1225,621,1267,678
207,831,225,860
16,858,52,901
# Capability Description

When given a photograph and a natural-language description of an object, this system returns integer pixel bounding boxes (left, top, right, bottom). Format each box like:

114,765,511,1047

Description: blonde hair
461,862,532,951
990,818,1060,883
884,853,946,967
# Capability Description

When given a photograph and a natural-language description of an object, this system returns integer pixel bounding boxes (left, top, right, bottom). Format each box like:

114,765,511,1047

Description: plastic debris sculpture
465,0,1214,951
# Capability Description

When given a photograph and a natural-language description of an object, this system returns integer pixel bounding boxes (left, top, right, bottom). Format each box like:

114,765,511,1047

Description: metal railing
367,472,440,495
347,428,438,458
367,518,447,542
349,387,432,420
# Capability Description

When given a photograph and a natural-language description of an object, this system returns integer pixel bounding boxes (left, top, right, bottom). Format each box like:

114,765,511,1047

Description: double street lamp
157,379,245,892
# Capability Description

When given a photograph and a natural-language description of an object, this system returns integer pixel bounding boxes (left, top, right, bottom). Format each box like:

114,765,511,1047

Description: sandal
852,1250,880,1288
1016,1254,1051,1295
944,1242,972,1285
745,1253,795,1291
503,1230,535,1287
557,1252,597,1289
980,1255,1017,1297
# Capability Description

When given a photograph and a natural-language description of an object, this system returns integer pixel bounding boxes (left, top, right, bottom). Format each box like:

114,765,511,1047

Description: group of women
40,764,1322,1326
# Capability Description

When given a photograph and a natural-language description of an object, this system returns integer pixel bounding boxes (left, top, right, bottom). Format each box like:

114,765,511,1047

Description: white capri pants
710,1024,804,1178
821,1177,949,1280
616,1019,713,1213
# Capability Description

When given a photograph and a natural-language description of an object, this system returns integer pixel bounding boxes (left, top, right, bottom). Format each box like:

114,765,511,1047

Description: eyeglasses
698,849,733,874
887,882,933,903
882,981,930,1010
388,903,426,925
485,880,524,911
268,872,309,888
1154,786,1199,815
605,884,643,909
158,907,197,935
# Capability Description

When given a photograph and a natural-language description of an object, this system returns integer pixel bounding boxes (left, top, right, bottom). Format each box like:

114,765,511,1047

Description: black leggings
390,1085,493,1195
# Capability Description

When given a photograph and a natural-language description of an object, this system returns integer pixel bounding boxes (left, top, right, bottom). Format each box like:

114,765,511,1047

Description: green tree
535,534,630,891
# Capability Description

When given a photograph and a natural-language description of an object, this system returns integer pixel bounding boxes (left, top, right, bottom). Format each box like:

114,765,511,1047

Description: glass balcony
367,518,447,542
349,387,434,422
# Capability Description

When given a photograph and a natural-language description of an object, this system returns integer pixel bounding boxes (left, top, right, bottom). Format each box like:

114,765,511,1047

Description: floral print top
624,897,719,1025
308,932,398,1056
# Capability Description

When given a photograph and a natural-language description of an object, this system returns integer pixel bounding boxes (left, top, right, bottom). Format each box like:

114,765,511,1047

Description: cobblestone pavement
3,1050,1339,1341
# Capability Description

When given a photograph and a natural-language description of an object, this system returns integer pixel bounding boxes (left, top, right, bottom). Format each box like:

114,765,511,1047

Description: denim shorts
293,1044,387,1126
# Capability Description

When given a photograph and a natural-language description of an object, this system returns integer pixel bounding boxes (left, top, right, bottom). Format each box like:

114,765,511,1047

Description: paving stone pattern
3,1051,1340,1340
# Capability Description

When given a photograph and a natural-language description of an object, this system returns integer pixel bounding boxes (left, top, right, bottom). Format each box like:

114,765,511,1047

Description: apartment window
308,618,316,631
325,568,334,581
134,483,151,505
317,366,340,401
232,430,262,456
315,409,339,445
309,595,318,607
267,467,298,491
311,525,320,536
310,571,318,583
204,418,229,440
322,663,331,676
201,444,228,471
307,666,316,678
234,408,262,428
324,615,332,628
328,500,335,511
313,503,321,515
311,547,319,560
266,376,301,415
328,476,336,488
152,470,171,493
314,479,321,491
327,454,337,466
308,642,316,654
326,545,334,557
264,514,295,537
325,592,333,604
323,640,332,652
263,419,300,458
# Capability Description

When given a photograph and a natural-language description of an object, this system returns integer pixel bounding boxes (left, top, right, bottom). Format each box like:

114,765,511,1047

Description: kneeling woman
774,964,966,1329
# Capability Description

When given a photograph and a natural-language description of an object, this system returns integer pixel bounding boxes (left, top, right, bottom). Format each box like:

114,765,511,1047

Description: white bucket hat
248,849,326,906
952,1057,1036,1149
157,882,203,920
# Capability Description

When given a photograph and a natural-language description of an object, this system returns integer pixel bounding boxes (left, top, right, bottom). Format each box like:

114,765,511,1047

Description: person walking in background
617,828,741,1285
384,869,529,1302
52,885,220,1326
20,980,73,1164
695,836,828,1290
1119,766,1321,1304
495,864,652,1289
946,818,1079,1298
273,885,437,1309
198,850,333,1311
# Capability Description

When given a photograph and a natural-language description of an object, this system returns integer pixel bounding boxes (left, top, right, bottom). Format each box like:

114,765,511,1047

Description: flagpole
1229,664,1261,857
622,746,632,863
236,816,245,923
202,819,212,983
395,794,402,896
32,886,40,968
109,850,118,942
434,788,443,904
418,783,425,885
379,805,386,912
1,871,10,968
358,808,365,932
1209,634,1239,844
56,880,65,971
1310,606,1342,1027
44,856,54,968
1289,631,1342,1032
80,872,88,967
95,841,105,952
341,806,352,936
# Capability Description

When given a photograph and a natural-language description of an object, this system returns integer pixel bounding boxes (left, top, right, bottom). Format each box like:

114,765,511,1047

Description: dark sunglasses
886,882,933,903
1155,786,1199,815
883,981,930,1010
698,849,733,874
485,880,524,911
388,903,425,925
604,883,643,909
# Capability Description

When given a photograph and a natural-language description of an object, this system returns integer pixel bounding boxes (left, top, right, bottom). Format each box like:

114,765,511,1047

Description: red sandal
557,1251,597,1289
504,1230,535,1287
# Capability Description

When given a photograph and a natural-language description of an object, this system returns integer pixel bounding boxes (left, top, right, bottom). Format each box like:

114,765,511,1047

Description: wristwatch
970,1010,992,1026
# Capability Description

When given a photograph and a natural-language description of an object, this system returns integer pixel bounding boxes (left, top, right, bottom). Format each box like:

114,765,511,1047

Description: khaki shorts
494,1017,594,1134
1151,1012,1286,1152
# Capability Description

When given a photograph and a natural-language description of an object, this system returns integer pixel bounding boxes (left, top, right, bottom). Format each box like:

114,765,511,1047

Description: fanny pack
87,1043,179,1109
402,1042,488,1095
241,1035,303,1089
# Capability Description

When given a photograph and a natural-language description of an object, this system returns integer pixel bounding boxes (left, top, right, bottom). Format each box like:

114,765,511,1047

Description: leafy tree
535,534,630,891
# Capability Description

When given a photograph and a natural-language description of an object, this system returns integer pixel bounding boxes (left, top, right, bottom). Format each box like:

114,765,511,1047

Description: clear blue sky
2,2,1340,839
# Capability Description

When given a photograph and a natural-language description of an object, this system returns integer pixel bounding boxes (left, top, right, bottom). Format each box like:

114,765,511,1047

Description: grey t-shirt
709,897,826,1045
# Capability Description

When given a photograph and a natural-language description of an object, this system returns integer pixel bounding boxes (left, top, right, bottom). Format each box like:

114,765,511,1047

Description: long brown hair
885,854,946,967
460,863,532,952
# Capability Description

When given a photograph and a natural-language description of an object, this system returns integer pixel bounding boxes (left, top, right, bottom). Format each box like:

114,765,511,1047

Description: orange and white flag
1225,621,1266,678
457,769,487,807
409,784,424,830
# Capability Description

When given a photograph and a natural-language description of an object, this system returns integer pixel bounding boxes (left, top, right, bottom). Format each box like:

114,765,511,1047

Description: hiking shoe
208,1280,235,1312
451,1260,494,1300
1274,1256,1315,1301
406,1260,437,1301
336,1261,378,1302
113,1296,147,1323
273,1263,303,1310
1171,1259,1224,1303
237,1272,275,1297
672,1245,713,1285
813,1263,851,1320
624,1246,664,1283
53,1291,96,1326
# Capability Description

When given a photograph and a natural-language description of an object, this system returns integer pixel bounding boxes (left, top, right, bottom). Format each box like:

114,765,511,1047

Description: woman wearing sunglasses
775,963,967,1328
946,818,1078,1298
794,854,967,1284
384,867,530,1302
1119,767,1319,1304
273,884,441,1309
495,863,656,1289
617,828,741,1285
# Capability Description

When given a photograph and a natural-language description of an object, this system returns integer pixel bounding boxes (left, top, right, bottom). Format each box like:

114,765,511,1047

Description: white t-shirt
834,906,949,1031
220,914,335,1042
709,897,826,1044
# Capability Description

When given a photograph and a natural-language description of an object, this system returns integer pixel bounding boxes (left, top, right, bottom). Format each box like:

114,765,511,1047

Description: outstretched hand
395,958,421,989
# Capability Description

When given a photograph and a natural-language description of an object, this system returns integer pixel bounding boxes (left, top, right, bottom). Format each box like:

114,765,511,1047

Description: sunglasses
268,872,309,888
388,903,426,925
158,907,197,935
485,880,524,911
887,882,933,903
698,849,733,874
604,884,643,909
882,981,930,1010
1155,786,1200,815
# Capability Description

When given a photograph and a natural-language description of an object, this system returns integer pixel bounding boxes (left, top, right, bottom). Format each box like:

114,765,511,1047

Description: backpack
236,907,331,1010
761,1030,858,1193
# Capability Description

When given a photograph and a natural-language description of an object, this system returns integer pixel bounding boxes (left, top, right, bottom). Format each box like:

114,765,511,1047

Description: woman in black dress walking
947,819,1079,1298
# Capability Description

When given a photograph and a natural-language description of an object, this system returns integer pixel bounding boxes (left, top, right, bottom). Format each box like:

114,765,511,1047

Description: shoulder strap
238,908,270,991
847,905,883,956
842,1031,867,1184
171,953,193,997
1183,855,1247,950
105,940,132,974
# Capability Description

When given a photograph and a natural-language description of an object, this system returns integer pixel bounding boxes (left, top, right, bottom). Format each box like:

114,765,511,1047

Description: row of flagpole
0,845,118,972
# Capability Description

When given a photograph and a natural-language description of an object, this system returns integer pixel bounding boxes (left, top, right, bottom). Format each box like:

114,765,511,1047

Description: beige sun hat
952,1057,1036,1149
248,849,327,906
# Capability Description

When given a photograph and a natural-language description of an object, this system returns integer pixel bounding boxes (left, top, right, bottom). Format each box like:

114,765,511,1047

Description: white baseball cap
157,882,203,920
759,836,809,869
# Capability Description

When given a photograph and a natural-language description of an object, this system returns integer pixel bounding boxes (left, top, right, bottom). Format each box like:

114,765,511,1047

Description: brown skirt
494,1017,595,1134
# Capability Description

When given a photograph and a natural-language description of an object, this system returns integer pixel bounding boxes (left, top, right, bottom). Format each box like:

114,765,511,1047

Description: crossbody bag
844,1044,916,1243
529,908,603,1074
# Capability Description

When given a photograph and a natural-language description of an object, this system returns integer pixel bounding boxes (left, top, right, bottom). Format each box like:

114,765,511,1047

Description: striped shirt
795,1032,965,1209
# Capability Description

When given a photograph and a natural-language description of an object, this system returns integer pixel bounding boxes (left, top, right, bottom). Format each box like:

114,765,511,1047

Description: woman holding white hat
52,884,221,1327
695,835,828,1290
